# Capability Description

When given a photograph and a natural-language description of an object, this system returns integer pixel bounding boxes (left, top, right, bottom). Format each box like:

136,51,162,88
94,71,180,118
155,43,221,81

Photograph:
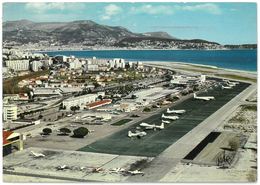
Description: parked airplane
227,81,238,86
167,108,186,114
128,130,147,138
162,114,179,120
221,85,232,89
162,120,171,124
139,122,164,130
30,151,45,158
127,170,145,175
193,93,215,101
56,165,69,170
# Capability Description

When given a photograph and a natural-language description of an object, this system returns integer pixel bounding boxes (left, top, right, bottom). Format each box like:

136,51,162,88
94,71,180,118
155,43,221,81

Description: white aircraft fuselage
128,131,147,138
167,108,186,114
222,85,232,89
139,122,164,130
162,114,179,120
193,93,215,101
162,120,171,124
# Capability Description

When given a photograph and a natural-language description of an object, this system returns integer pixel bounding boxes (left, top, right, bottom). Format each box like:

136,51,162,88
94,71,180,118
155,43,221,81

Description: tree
20,113,25,119
229,137,240,151
59,103,64,110
42,128,52,135
131,94,137,99
98,95,103,100
70,106,77,113
38,115,43,119
143,107,151,112
73,127,89,138
59,128,71,135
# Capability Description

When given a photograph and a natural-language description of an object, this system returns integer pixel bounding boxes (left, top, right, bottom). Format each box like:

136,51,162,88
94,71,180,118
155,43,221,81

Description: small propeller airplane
128,130,147,138
162,114,179,120
193,93,215,101
30,151,45,158
139,122,164,130
162,120,171,124
167,108,186,114
221,85,232,89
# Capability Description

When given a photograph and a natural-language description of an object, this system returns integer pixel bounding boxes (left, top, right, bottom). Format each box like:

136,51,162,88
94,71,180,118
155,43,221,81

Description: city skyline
3,2,257,45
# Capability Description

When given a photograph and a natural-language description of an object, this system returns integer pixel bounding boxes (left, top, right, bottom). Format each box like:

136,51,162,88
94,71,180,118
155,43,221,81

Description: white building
41,58,53,67
170,75,206,85
31,60,42,72
86,64,99,71
62,94,98,110
3,104,18,121
111,58,125,69
69,59,82,70
5,60,30,71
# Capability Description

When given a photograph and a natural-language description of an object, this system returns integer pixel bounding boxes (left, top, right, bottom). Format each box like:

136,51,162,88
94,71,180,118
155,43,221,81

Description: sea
42,49,257,72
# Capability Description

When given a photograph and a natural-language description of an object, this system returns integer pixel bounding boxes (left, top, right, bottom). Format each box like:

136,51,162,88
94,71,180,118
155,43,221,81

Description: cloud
177,3,222,15
150,26,201,30
100,4,122,20
150,25,214,31
130,4,174,15
130,3,221,15
25,3,85,13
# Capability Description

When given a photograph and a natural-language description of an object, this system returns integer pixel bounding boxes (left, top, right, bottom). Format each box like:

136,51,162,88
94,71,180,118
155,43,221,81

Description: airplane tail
128,131,133,137
193,93,196,98
162,114,165,118
160,122,165,129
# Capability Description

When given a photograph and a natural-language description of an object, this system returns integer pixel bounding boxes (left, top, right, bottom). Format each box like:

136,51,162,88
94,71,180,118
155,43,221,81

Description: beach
142,61,257,83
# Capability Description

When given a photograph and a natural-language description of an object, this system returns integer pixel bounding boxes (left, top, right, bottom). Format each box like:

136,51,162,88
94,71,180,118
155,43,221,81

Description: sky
3,2,257,45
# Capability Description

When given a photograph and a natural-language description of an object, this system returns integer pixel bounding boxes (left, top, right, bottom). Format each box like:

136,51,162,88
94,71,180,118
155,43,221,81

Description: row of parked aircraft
222,80,239,89
128,108,186,138
128,80,239,138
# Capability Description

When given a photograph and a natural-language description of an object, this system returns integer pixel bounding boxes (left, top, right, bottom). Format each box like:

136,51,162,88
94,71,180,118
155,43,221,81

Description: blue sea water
42,49,257,72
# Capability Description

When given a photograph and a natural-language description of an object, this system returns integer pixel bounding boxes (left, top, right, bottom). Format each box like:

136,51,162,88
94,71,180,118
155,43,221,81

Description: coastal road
126,83,256,182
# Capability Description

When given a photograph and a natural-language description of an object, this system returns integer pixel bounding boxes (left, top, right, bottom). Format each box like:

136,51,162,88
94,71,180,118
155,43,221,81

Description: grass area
241,104,257,111
3,70,50,94
129,158,150,171
228,114,247,123
215,74,257,83
228,105,256,123
111,119,132,126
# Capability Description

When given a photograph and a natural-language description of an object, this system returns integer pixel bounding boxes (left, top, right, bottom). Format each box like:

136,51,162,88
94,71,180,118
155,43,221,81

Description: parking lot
79,81,250,157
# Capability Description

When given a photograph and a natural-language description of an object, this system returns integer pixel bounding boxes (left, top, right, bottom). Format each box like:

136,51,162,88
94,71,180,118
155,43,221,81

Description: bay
42,49,257,72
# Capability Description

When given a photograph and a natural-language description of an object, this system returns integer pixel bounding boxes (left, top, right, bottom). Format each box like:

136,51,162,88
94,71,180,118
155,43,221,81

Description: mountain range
3,19,256,49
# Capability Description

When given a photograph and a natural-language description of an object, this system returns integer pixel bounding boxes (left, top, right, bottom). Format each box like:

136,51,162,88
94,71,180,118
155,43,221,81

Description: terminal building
170,75,206,85
3,104,18,121
62,94,98,110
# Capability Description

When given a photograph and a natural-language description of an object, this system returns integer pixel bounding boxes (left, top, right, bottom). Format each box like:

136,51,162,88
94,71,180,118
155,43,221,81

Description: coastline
141,61,257,84
37,49,257,73
142,61,257,75
36,48,258,53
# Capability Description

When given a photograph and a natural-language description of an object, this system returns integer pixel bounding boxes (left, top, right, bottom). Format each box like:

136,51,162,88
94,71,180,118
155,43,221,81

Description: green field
111,119,132,126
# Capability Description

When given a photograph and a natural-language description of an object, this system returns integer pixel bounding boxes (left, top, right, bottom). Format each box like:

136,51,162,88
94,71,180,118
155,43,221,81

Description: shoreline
37,49,257,73
141,61,257,75
36,48,256,53
143,61,257,83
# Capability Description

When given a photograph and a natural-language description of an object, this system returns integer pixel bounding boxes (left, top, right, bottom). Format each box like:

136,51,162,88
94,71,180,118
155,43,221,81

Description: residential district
2,48,257,182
